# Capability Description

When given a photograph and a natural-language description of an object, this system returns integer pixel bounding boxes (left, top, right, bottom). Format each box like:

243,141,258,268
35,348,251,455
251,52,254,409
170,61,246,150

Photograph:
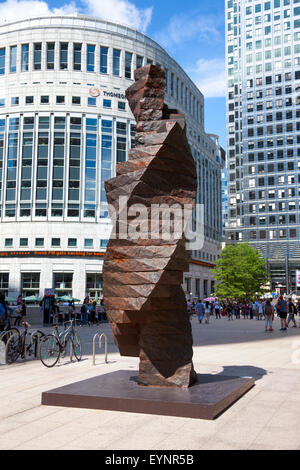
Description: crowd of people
46,297,108,326
0,293,108,330
188,295,300,332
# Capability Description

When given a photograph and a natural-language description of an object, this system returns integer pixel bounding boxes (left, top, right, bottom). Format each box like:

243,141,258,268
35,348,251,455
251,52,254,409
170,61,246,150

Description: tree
212,243,270,301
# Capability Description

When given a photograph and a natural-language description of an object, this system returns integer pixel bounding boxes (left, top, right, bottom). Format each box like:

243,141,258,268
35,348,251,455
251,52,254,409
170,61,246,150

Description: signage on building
89,86,100,97
88,86,126,100
296,270,300,288
0,251,105,259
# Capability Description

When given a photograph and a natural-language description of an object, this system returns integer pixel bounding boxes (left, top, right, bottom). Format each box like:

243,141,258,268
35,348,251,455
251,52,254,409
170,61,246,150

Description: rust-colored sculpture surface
103,64,198,388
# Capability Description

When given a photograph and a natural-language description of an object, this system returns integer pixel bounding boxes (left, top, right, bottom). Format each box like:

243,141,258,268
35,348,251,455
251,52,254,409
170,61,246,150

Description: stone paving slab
1,316,300,450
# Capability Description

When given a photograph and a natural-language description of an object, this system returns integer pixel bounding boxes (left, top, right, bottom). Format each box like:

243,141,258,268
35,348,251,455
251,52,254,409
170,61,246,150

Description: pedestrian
14,300,26,326
196,299,204,324
89,301,97,325
80,300,89,326
0,300,6,333
204,301,211,324
287,298,297,328
249,300,253,320
226,303,233,321
263,299,274,332
242,302,249,319
276,295,288,331
215,300,221,319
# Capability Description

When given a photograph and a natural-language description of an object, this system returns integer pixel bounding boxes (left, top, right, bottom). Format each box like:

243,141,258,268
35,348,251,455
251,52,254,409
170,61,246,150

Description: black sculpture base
41,370,254,420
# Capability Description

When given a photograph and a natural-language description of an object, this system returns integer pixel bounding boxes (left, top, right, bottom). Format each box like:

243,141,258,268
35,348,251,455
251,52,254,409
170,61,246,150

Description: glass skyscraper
226,0,300,293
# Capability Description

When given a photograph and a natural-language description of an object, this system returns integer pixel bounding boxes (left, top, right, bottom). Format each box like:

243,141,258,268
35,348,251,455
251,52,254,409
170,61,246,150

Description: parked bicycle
0,315,21,344
39,320,82,368
5,322,45,364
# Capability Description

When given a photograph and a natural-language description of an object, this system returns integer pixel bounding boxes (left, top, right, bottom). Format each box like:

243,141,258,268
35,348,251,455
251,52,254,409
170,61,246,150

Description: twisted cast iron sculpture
103,64,197,388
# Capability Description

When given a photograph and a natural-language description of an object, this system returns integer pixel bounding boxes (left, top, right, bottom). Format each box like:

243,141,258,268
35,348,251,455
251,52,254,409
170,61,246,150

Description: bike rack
93,333,108,365
30,331,43,360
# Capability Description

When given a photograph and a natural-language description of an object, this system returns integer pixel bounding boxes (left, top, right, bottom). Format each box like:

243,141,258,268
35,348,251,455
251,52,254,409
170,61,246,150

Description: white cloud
83,0,152,32
0,0,153,31
0,0,76,22
154,13,221,51
190,58,226,99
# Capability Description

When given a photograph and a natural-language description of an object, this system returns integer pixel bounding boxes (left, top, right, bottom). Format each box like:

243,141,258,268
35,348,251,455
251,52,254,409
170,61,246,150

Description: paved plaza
1,315,300,450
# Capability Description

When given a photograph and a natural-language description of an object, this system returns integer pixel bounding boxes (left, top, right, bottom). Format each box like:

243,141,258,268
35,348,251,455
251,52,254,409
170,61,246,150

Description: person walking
204,301,211,324
226,303,233,321
276,295,288,331
263,299,274,332
215,300,221,319
14,300,26,326
80,300,89,326
287,298,297,328
89,301,97,325
196,299,204,324
249,300,253,320
242,302,249,319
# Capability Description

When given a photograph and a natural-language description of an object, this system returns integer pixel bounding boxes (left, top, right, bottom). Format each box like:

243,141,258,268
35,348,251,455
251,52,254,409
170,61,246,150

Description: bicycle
0,315,21,344
39,320,82,368
5,322,45,364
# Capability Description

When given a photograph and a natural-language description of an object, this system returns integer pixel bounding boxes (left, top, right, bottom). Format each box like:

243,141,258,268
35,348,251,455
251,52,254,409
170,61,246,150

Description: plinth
41,370,254,420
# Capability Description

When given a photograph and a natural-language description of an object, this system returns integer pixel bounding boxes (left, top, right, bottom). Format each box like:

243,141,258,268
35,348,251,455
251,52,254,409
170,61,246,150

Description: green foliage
212,243,270,301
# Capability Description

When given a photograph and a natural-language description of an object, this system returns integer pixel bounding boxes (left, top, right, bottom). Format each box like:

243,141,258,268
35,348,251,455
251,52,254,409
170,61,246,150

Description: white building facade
0,14,222,301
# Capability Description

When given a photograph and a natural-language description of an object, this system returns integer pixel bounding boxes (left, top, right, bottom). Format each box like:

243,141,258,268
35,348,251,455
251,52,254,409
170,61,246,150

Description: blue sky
0,0,226,147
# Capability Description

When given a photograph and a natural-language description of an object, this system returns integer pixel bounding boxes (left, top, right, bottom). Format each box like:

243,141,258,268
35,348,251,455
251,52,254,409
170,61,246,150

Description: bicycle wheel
39,335,60,368
72,332,82,361
5,334,21,364
0,328,20,344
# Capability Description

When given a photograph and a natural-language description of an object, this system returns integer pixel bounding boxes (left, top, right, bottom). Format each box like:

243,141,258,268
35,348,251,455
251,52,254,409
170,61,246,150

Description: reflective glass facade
226,0,300,290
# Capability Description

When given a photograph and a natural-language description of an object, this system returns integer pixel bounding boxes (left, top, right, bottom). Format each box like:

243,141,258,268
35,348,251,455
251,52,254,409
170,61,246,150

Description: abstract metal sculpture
103,64,198,388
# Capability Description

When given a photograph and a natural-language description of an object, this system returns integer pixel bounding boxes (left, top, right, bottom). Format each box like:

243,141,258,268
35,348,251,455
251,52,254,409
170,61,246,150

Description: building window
0,48,5,75
33,43,42,70
20,238,28,247
125,51,132,79
113,49,121,76
51,238,61,247
0,273,9,293
4,238,13,247
25,96,34,104
46,42,55,70
84,239,93,248
68,238,77,247
86,273,103,295
103,99,111,108
11,97,19,106
58,43,68,71
53,273,73,294
72,96,81,105
21,44,29,71
73,43,82,71
21,272,40,295
10,45,17,73
100,46,108,74
35,238,44,247
118,101,126,111
88,97,96,106
136,55,143,68
56,96,65,104
87,44,95,72
41,95,49,104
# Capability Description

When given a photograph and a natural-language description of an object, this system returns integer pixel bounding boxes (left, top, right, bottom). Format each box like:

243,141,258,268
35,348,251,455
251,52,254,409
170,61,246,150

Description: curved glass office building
0,14,223,301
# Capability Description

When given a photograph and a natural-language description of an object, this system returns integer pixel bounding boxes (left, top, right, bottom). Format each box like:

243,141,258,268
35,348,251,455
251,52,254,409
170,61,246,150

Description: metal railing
92,333,108,365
